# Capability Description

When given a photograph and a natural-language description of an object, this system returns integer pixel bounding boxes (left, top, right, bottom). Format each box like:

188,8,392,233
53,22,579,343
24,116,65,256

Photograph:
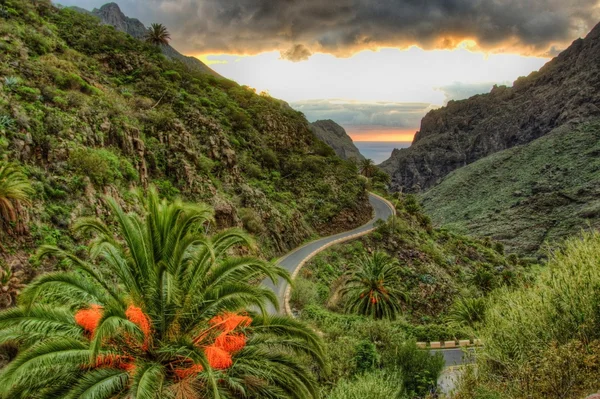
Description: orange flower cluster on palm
75,305,250,378
175,312,251,376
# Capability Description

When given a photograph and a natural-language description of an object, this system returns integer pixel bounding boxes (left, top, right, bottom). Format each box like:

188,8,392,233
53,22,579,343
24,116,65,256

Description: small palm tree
0,187,324,398
0,162,33,231
359,159,376,178
145,23,171,46
341,251,406,320
446,296,486,331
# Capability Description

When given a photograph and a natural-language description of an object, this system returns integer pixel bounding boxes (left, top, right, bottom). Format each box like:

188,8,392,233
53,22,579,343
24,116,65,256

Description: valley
1,0,600,398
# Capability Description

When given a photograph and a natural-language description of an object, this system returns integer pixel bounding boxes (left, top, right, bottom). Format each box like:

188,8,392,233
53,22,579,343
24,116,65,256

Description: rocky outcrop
380,21,600,192
78,3,220,77
310,120,365,161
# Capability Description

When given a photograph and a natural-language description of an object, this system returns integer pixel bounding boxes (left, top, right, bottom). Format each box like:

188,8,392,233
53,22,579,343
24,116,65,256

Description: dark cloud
290,99,436,127
280,44,312,62
64,0,600,58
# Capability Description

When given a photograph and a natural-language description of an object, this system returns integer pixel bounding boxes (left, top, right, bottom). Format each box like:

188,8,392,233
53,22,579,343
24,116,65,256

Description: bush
238,207,264,235
467,231,600,398
354,340,379,373
326,371,403,399
69,147,138,186
387,340,444,397
291,277,319,310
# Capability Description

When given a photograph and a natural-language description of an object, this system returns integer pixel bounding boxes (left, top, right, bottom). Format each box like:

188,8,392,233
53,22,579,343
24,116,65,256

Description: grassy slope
0,0,369,269
421,121,600,255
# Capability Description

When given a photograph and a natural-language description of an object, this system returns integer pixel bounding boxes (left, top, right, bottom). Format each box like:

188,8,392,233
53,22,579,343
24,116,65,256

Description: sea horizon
354,141,412,164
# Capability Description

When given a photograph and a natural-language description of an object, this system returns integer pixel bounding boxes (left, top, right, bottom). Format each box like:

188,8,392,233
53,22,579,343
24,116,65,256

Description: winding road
261,192,466,368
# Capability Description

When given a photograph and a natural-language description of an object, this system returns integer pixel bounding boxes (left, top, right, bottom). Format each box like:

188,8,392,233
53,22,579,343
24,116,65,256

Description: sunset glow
345,126,417,142
59,0,599,144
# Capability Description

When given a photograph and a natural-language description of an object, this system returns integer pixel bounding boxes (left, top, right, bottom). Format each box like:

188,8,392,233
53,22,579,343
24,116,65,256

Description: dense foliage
293,194,533,333
456,230,600,399
288,194,531,397
0,188,324,398
0,0,369,272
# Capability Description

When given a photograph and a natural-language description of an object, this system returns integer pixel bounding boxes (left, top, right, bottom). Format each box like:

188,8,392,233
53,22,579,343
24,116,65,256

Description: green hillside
0,0,368,271
421,121,600,256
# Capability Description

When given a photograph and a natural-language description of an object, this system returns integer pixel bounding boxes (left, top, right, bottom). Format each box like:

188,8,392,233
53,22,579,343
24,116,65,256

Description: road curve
260,192,468,367
261,192,395,315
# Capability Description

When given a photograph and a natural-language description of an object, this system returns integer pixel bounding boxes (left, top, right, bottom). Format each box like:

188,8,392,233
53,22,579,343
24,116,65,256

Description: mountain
380,21,600,193
0,0,370,272
75,3,220,77
421,120,600,255
309,120,365,161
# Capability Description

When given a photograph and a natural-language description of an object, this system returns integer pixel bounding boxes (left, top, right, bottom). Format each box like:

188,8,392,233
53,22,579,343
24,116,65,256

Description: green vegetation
294,194,531,330
0,188,324,398
290,193,530,397
341,251,406,320
0,162,32,233
456,230,600,399
421,121,600,256
0,0,368,268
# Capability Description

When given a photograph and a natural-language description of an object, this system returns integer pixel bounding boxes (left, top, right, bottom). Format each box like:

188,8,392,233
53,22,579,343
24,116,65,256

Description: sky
59,0,600,142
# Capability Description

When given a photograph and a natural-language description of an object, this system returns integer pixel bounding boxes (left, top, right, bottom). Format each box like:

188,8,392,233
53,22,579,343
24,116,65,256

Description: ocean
354,141,412,164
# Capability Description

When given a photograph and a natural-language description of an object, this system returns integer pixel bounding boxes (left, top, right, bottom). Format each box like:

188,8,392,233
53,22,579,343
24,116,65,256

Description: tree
359,159,376,178
0,162,33,233
445,296,486,331
145,23,171,46
341,251,406,320
0,187,324,398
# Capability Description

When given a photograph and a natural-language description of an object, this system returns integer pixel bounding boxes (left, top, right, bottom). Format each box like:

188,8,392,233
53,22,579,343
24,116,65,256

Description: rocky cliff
310,120,365,161
76,3,220,77
380,21,600,192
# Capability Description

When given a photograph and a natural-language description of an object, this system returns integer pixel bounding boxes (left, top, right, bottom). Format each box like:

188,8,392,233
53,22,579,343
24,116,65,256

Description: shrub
467,231,600,397
238,207,264,235
0,115,14,131
327,371,403,399
404,194,422,214
387,340,444,397
291,277,319,310
68,147,138,186
354,340,379,373
3,76,20,91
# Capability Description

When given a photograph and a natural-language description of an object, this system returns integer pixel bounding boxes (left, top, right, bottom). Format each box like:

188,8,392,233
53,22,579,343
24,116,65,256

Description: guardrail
417,339,483,349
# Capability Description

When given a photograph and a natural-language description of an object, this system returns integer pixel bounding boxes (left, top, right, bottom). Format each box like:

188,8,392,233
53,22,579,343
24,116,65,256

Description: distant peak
99,2,121,11
93,2,125,17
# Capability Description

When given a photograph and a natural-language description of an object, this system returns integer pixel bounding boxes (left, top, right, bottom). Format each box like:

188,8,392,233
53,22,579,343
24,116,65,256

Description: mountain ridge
380,20,600,192
309,120,365,161
72,2,221,77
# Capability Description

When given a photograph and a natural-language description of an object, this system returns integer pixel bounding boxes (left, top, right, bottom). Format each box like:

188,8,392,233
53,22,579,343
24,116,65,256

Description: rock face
82,3,220,77
310,120,365,161
380,21,600,192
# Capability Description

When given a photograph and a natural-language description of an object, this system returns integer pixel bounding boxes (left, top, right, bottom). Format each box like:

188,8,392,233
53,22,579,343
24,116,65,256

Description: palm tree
359,159,376,178
0,187,324,398
341,251,406,320
0,162,33,232
446,296,486,331
145,23,171,46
